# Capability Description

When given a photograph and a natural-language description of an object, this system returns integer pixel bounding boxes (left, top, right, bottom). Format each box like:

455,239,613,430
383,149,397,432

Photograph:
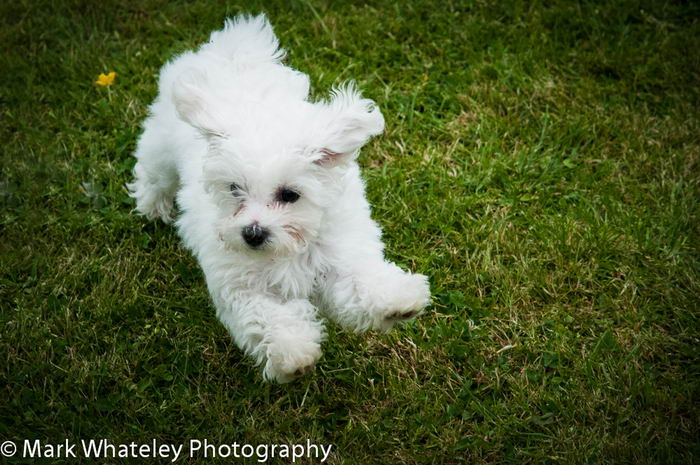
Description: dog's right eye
230,183,242,196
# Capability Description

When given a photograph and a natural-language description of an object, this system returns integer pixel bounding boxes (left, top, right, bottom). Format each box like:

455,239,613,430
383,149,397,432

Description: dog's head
172,71,384,256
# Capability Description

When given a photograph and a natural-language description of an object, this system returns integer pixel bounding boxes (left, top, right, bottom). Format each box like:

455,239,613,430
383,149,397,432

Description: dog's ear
172,70,226,138
310,83,384,166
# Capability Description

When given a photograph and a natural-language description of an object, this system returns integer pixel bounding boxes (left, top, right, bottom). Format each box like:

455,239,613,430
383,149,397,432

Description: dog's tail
202,14,285,65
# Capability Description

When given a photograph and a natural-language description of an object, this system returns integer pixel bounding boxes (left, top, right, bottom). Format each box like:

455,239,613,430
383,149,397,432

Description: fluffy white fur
128,14,431,383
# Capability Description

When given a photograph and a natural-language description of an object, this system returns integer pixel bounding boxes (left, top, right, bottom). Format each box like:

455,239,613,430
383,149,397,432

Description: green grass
1,0,699,463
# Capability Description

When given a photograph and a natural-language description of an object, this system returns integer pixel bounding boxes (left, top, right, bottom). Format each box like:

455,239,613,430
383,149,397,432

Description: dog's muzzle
241,223,269,248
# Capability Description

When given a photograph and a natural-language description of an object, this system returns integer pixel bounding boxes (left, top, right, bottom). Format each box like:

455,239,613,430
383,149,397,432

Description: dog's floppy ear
310,82,384,166
172,70,226,138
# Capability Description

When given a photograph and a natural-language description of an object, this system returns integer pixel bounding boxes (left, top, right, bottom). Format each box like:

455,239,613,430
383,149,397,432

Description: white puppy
128,14,431,383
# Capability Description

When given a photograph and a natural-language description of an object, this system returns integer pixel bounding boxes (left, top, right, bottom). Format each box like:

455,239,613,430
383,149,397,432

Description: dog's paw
375,272,431,331
292,363,316,377
264,339,321,384
385,308,421,321
127,178,176,223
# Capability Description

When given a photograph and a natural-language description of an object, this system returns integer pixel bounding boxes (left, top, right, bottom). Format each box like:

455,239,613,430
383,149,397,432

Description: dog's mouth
217,221,307,256
246,241,269,251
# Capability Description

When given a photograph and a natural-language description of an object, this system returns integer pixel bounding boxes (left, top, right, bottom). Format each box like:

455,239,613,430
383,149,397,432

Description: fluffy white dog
128,14,431,383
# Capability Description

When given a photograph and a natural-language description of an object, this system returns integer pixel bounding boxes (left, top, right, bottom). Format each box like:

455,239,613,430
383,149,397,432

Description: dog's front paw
375,272,431,332
263,338,322,384
127,176,176,224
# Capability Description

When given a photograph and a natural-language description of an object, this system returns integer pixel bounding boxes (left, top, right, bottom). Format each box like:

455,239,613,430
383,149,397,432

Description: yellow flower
95,72,116,86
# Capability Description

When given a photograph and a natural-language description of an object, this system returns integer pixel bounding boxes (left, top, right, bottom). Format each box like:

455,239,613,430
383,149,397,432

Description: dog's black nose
241,223,269,248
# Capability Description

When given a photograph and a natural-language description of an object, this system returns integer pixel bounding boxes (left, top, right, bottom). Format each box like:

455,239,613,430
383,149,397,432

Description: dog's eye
277,188,300,203
230,183,242,196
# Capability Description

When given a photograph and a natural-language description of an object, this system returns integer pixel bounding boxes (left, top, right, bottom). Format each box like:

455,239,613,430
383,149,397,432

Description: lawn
1,0,699,463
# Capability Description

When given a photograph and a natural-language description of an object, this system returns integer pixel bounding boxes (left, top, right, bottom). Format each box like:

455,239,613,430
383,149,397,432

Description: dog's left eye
277,188,300,203
230,183,242,196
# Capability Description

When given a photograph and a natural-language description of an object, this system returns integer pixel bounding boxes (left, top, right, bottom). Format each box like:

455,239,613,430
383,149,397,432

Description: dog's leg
127,117,180,223
318,259,430,333
315,166,431,332
211,288,325,383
